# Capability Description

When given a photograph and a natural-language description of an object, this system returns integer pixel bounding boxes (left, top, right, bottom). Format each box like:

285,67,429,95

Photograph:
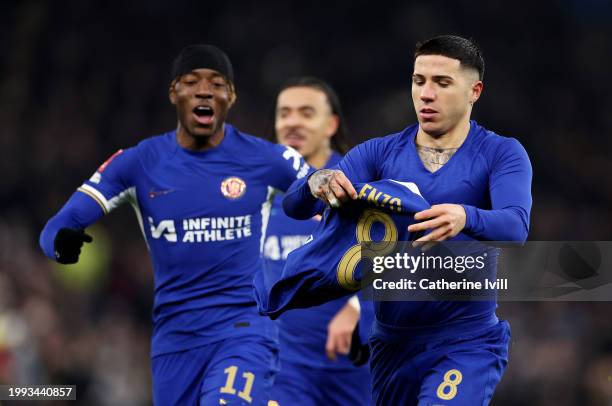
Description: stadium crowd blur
1,1,611,405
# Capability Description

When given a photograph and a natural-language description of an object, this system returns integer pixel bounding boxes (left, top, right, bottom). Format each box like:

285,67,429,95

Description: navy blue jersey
41,124,309,356
263,152,374,370
282,121,532,331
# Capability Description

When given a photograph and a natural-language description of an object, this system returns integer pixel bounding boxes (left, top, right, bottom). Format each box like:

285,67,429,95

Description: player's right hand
53,228,93,264
326,300,360,360
307,169,357,208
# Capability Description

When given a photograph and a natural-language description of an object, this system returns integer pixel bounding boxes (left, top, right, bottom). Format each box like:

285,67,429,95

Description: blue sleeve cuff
282,169,329,219
461,204,477,233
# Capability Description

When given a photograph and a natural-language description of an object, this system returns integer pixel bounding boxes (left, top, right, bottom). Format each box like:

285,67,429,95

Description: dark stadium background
1,1,611,404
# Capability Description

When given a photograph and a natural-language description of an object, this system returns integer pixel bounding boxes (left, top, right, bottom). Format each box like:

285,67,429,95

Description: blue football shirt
41,124,309,356
282,120,532,331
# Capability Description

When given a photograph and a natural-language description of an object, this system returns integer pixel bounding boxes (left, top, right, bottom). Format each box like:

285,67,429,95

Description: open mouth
193,105,214,125
284,131,306,149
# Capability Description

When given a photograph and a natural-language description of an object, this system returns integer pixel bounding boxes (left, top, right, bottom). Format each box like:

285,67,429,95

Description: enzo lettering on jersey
357,183,402,212
182,215,252,243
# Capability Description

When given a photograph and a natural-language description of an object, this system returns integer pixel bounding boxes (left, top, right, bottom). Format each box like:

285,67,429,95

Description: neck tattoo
416,145,458,173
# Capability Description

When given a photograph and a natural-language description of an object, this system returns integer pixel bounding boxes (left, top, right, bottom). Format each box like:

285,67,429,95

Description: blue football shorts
152,335,279,405
270,359,371,405
370,318,510,405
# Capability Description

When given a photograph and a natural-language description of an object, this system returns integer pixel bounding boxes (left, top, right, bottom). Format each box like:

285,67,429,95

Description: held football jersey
263,152,374,369
283,120,532,332
41,124,309,356
254,179,431,319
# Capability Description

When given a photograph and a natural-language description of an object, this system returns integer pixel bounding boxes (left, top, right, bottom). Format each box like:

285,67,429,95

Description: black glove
54,228,93,264
348,322,370,367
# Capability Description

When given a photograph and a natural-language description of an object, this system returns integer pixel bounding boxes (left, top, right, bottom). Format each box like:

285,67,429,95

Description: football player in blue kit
282,35,533,405
39,44,309,405
263,77,372,405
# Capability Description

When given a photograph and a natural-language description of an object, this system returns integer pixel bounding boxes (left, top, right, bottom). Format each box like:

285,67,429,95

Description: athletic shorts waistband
372,313,499,343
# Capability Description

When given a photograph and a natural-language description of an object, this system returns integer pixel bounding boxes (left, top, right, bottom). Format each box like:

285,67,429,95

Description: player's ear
228,82,237,108
169,79,178,105
470,80,483,105
326,114,340,139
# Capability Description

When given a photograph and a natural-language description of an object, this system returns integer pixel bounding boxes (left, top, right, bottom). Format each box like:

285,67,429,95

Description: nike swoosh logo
148,189,174,198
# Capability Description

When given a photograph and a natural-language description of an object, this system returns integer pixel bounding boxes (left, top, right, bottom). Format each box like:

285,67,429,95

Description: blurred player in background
264,77,373,405
39,44,309,405
283,35,533,405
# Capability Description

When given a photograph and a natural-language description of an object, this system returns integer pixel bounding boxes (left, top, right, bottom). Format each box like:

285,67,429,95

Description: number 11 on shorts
220,365,255,403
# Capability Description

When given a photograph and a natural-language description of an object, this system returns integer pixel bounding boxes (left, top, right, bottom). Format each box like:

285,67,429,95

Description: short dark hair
414,35,484,80
269,76,349,154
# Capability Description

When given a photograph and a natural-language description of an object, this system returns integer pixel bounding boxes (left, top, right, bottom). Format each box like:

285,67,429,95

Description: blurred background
1,0,611,404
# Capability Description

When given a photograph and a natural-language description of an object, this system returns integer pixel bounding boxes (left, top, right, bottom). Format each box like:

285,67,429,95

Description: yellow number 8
337,209,398,290
436,369,463,400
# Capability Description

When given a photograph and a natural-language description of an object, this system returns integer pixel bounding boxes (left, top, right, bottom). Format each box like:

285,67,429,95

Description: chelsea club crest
221,177,246,199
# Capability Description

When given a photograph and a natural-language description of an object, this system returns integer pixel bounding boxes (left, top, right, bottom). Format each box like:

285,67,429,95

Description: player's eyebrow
277,105,316,113
182,72,199,79
432,75,454,81
209,73,227,81
412,73,454,81
184,71,227,82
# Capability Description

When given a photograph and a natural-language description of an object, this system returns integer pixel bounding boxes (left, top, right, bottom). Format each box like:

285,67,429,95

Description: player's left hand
325,301,360,361
408,204,466,249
